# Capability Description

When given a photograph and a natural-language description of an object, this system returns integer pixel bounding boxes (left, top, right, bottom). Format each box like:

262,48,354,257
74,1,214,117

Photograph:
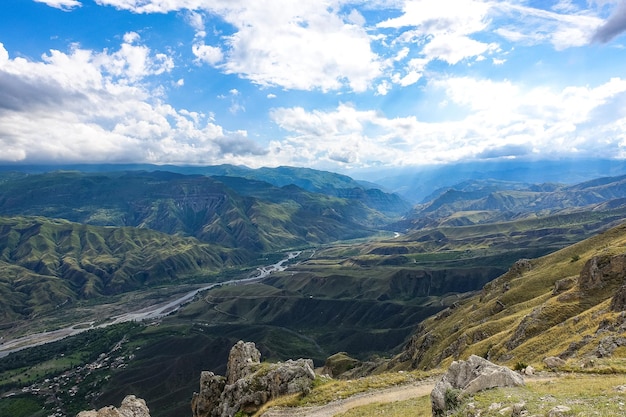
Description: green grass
336,395,432,417
452,375,626,416
0,395,48,417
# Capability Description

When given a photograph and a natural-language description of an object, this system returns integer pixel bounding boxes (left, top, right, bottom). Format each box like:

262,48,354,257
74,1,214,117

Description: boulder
431,355,524,416
547,405,571,416
543,356,566,370
77,395,150,417
553,277,576,295
192,341,316,417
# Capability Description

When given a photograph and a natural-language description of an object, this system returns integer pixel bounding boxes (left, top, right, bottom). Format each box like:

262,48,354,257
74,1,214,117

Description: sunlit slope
0,216,238,322
384,221,626,371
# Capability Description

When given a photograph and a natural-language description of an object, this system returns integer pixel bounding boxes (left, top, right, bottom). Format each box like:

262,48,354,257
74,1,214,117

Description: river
0,251,301,358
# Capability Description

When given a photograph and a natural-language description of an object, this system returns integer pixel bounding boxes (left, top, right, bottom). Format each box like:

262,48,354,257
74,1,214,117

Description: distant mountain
0,170,399,252
351,158,626,202
0,216,239,322
395,174,626,230
0,164,411,217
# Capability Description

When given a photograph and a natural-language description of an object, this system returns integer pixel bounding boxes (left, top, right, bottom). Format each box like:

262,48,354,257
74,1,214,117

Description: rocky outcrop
610,285,626,311
430,355,524,416
225,340,262,385
77,395,150,417
322,352,360,378
579,254,626,292
191,341,316,417
553,277,576,295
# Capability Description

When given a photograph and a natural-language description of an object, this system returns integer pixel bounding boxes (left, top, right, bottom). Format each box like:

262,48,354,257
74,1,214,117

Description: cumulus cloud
89,0,609,97
96,0,382,92
592,1,626,43
214,133,268,156
267,76,626,167
0,40,262,164
34,0,82,11
192,42,223,65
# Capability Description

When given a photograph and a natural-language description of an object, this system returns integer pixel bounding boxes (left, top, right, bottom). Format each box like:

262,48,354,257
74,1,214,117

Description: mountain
0,216,240,322
395,174,626,230
0,170,401,253
0,164,412,217
382,221,626,372
351,158,626,202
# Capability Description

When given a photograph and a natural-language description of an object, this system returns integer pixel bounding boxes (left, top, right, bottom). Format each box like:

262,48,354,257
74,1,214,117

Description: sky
1,0,626,173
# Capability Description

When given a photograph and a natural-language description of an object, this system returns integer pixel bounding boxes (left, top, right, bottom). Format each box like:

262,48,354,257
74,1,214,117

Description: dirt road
259,381,435,417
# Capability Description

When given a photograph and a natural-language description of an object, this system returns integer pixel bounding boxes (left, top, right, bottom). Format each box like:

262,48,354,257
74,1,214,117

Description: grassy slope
383,221,626,372
0,216,239,323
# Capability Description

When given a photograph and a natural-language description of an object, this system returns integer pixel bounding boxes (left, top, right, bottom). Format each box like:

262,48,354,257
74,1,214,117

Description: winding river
0,251,301,358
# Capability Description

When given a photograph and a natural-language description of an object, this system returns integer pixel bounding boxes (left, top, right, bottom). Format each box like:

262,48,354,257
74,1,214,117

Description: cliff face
191,340,316,417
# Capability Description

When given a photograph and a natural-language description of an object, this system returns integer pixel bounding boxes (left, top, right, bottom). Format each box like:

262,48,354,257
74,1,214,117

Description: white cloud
267,77,626,167
493,2,603,49
422,34,497,65
192,42,223,65
0,40,260,165
34,0,82,11
96,0,382,92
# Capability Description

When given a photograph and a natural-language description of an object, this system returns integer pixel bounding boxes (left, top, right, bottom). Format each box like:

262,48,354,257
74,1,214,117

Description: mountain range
3,161,626,417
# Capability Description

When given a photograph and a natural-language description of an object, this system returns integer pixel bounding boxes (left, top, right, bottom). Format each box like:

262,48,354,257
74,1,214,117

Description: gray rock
579,255,626,291
191,371,226,417
553,277,576,295
431,355,524,416
511,401,526,416
611,285,626,311
192,341,316,417
547,405,571,416
226,340,261,385
77,395,150,417
543,356,566,370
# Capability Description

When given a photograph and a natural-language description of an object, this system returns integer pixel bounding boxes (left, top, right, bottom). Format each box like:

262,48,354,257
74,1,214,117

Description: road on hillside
259,375,558,417
259,381,435,417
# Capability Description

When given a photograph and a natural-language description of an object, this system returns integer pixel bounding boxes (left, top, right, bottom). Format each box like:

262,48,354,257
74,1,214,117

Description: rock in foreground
431,355,524,416
77,395,150,417
192,340,316,417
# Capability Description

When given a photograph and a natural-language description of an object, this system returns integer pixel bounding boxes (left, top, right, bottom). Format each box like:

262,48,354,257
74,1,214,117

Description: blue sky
1,0,626,173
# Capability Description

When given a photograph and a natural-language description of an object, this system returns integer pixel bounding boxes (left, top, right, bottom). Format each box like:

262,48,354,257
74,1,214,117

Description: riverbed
0,251,301,358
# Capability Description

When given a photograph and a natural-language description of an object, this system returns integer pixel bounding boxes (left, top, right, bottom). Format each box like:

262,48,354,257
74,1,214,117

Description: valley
0,251,303,358
2,164,626,416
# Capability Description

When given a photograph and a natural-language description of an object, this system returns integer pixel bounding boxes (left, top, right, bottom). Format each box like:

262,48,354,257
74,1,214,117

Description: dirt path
258,374,558,417
259,381,436,417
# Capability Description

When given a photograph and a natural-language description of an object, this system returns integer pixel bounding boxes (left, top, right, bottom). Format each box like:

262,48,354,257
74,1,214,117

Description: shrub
444,388,462,410
514,361,528,371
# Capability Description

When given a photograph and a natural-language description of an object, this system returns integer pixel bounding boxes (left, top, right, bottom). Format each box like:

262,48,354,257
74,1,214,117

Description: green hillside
0,170,395,252
0,216,239,323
